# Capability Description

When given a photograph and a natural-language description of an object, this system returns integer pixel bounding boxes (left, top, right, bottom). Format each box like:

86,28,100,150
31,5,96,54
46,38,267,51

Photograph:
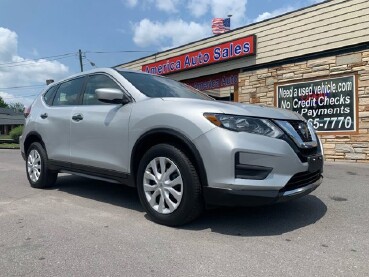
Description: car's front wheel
26,142,58,189
137,144,203,226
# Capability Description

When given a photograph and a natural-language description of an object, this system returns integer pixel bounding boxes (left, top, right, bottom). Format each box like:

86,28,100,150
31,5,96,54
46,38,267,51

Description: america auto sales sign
142,35,256,75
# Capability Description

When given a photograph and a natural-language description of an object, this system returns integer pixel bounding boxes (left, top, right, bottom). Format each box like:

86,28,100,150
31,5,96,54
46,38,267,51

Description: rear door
69,73,132,173
37,77,85,163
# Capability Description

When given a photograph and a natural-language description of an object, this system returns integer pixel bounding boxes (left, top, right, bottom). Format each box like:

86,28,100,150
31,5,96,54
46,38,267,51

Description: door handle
72,114,83,122
40,113,48,119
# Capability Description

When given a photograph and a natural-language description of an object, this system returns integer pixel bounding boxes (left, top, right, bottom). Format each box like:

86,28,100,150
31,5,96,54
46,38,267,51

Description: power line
0,54,76,69
86,50,155,54
1,94,38,100
0,85,45,90
0,52,77,67
0,49,155,70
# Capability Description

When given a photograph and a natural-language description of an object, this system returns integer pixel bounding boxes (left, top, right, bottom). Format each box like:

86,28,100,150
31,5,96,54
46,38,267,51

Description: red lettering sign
142,35,256,75
183,71,238,91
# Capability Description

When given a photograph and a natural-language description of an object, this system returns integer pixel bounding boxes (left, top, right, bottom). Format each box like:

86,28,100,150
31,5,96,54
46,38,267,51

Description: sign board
275,75,358,134
183,71,238,91
142,35,256,75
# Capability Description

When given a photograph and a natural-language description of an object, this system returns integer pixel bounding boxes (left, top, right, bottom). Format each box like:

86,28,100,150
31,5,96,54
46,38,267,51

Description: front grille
281,170,322,192
288,120,312,142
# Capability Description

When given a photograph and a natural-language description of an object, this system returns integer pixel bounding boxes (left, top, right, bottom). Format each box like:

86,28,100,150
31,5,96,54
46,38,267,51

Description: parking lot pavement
0,149,368,277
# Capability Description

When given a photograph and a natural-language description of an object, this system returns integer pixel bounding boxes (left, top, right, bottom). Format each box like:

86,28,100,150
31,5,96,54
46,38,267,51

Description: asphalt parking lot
0,149,368,277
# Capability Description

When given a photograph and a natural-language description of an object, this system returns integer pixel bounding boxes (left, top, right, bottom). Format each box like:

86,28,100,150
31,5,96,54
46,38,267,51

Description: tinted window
43,85,58,106
118,71,212,100
53,77,85,106
83,74,121,105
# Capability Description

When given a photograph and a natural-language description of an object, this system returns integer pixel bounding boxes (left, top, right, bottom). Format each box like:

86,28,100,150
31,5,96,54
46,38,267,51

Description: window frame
42,84,60,106
51,76,87,107
81,73,131,106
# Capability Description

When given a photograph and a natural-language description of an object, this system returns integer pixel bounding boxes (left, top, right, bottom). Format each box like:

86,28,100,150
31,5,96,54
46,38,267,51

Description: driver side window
83,74,121,105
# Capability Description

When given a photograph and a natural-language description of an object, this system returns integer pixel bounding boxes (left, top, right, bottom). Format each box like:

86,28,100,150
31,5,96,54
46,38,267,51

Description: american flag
212,17,231,35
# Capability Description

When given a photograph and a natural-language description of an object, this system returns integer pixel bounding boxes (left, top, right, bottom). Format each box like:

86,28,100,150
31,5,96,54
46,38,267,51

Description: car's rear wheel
26,142,58,188
137,144,203,226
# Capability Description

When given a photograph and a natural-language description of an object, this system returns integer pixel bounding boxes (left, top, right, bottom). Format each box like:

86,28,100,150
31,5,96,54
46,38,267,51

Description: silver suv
21,68,323,226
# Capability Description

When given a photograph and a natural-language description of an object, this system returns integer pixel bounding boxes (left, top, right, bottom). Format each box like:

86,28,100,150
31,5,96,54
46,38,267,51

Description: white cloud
129,1,307,50
0,27,69,106
124,0,138,7
132,19,209,49
0,91,32,106
254,6,294,22
155,0,179,13
187,0,247,27
124,0,179,12
0,91,16,102
131,0,248,49
0,27,17,62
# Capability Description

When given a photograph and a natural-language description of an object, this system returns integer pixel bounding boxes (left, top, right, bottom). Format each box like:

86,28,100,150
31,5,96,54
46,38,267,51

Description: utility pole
78,49,84,72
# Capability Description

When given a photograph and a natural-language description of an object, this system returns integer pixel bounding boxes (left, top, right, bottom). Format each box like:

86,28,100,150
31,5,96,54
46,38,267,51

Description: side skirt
48,160,135,187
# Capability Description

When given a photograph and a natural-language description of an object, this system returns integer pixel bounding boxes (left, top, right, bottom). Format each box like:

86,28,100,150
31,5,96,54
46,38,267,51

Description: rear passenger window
53,77,85,106
83,74,121,105
43,85,58,106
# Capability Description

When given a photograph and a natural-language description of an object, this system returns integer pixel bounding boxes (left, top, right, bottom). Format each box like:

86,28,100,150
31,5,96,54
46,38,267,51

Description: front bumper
192,127,323,206
203,174,322,207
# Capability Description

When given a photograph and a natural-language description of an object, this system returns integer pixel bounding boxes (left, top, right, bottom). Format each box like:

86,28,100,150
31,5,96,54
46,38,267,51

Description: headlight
204,113,283,138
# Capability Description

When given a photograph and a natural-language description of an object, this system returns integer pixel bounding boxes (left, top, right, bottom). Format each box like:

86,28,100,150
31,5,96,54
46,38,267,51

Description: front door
69,74,132,173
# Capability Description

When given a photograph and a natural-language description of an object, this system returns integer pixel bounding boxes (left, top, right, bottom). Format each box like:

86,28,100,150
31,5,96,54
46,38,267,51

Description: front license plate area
308,155,323,173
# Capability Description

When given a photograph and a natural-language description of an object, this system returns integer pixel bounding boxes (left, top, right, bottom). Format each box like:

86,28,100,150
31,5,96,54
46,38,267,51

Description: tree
8,102,25,113
0,96,8,108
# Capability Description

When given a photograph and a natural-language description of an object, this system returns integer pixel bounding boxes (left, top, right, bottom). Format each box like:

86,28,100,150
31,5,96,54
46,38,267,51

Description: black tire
26,142,58,189
137,144,203,226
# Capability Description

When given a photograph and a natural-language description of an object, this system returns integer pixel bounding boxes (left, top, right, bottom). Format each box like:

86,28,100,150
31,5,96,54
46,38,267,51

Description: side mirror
95,88,130,104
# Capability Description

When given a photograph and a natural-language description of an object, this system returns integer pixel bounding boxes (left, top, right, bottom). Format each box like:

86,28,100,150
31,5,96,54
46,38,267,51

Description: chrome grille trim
275,120,318,149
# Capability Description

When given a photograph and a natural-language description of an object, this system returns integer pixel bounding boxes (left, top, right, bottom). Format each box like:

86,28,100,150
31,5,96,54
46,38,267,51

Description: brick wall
238,51,369,162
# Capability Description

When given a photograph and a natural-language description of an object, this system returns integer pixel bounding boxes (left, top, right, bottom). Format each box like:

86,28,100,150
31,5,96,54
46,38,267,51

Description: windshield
118,71,213,100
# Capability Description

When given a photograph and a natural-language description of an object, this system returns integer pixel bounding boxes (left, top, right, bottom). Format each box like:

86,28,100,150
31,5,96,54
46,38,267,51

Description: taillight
24,106,31,118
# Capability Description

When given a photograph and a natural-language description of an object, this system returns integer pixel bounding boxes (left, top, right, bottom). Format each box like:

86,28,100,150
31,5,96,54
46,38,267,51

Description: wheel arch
130,128,208,188
24,132,46,155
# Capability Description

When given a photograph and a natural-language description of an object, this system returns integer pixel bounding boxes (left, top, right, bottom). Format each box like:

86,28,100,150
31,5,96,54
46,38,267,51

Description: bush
9,125,23,143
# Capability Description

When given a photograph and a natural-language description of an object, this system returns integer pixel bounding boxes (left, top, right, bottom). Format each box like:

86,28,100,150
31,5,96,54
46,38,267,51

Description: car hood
161,98,303,121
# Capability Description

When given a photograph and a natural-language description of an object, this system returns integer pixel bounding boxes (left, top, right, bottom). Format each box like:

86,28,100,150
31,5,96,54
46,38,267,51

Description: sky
0,0,324,106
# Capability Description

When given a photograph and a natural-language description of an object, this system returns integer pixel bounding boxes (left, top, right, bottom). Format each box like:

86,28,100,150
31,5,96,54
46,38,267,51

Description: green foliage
9,125,23,143
0,96,8,108
0,143,19,149
8,102,25,113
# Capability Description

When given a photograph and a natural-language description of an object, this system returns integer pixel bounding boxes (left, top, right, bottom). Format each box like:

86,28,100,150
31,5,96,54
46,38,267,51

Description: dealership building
117,0,369,163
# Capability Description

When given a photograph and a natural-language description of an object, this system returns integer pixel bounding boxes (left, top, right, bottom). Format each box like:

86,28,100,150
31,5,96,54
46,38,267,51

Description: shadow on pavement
54,174,144,212
54,175,327,236
184,195,327,236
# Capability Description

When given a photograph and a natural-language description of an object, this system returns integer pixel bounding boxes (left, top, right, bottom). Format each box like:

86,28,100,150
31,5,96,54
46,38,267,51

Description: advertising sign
142,35,256,75
183,71,238,91
275,75,358,133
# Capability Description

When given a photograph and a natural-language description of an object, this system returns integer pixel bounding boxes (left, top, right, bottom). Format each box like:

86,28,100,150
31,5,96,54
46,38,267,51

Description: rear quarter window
43,85,58,106
53,77,85,106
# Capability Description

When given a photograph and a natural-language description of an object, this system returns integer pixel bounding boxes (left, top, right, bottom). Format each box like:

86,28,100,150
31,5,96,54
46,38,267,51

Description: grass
0,135,19,148
0,143,19,149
